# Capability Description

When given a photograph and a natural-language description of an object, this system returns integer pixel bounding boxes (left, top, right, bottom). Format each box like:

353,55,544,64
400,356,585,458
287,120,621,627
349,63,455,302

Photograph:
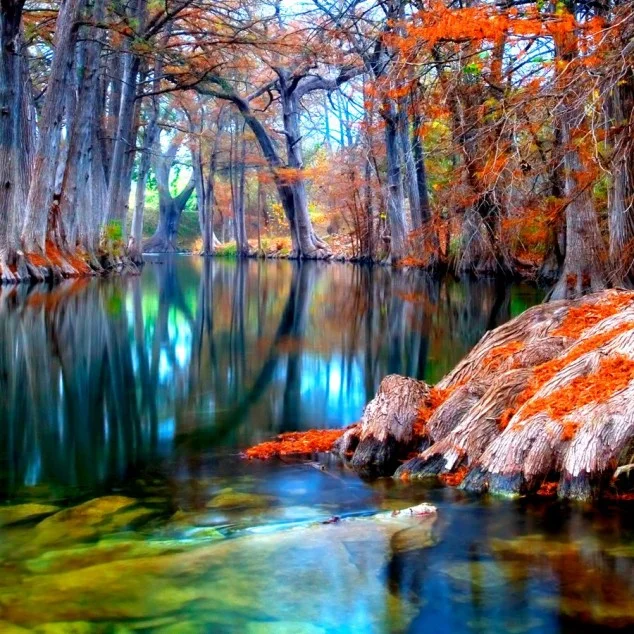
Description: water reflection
1,262,634,633
0,258,541,497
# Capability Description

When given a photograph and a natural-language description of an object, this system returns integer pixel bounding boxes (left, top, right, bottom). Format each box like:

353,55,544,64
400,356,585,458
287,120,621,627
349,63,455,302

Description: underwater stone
0,504,60,527
206,489,274,510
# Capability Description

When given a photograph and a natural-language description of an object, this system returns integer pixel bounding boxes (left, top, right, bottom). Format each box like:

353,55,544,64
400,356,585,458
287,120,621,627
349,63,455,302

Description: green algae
33,622,96,634
0,504,60,527
23,538,194,574
28,497,155,550
206,488,275,510
0,509,434,631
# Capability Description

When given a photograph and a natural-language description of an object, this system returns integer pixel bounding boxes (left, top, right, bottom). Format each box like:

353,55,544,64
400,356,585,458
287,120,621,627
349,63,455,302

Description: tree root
0,246,135,285
334,375,429,476
342,290,634,500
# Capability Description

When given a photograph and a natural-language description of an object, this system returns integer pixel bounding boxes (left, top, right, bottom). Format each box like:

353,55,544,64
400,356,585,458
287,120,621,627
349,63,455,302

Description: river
0,257,632,633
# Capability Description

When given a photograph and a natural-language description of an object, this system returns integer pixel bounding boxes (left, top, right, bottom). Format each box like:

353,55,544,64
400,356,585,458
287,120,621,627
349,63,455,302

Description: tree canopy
0,0,632,297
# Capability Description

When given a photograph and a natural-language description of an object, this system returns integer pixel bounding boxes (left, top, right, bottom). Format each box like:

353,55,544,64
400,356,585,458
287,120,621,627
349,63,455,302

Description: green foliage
215,242,239,257
449,236,462,259
462,62,481,77
104,220,123,243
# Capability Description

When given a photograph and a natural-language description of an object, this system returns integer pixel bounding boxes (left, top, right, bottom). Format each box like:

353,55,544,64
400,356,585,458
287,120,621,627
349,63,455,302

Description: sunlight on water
0,258,632,633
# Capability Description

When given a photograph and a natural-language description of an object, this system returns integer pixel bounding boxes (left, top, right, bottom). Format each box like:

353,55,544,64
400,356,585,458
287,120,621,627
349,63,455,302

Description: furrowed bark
0,0,26,282
21,0,85,254
58,0,105,258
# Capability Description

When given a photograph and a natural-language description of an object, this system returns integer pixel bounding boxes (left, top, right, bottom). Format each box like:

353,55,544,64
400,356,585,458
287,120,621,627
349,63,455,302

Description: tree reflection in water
0,257,542,496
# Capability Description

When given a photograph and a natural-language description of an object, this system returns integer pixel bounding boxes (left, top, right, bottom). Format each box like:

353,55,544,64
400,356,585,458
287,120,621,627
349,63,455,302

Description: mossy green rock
0,504,60,527
24,538,191,574
0,512,433,630
33,622,96,634
30,497,143,548
206,489,274,510
0,621,31,633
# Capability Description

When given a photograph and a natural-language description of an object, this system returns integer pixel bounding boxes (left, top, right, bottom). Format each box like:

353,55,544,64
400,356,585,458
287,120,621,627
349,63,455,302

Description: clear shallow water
0,257,632,633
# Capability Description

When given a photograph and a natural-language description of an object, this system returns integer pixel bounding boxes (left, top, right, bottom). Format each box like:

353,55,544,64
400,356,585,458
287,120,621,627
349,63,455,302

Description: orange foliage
482,341,525,372
243,429,344,460
519,354,634,429
413,387,453,436
537,481,559,497
498,408,516,431
552,294,634,339
26,241,91,275
495,302,634,436
439,465,468,487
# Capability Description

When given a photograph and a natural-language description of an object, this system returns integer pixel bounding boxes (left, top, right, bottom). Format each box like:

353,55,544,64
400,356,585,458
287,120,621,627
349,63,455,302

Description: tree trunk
143,139,195,253
128,112,158,263
279,84,330,259
550,124,609,299
383,101,408,263
608,70,634,283
336,290,634,501
0,0,26,282
106,1,146,235
21,0,85,255
335,375,430,477
58,0,105,258
550,10,609,300
398,98,422,229
411,98,431,224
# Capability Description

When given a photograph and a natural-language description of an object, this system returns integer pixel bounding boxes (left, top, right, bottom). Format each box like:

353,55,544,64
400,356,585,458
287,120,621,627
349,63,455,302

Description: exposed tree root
246,289,634,501
334,375,430,476
0,246,139,285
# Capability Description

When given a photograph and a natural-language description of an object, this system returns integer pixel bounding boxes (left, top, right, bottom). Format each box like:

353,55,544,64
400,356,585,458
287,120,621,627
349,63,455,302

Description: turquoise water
0,258,632,633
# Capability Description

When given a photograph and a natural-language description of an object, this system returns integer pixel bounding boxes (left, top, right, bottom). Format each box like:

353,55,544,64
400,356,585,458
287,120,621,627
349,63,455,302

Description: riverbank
201,237,546,282
246,289,634,501
0,244,142,285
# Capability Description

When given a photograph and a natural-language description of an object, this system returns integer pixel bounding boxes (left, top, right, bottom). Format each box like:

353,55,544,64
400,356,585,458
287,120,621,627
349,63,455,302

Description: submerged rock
0,504,436,630
37,496,137,529
23,538,193,574
206,489,274,510
0,503,60,527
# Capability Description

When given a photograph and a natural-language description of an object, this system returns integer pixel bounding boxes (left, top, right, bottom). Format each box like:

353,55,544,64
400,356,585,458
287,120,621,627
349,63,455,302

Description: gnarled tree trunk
143,137,195,253
0,0,26,282
21,0,85,255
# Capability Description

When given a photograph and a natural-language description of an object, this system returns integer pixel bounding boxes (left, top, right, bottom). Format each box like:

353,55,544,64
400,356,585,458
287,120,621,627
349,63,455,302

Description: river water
0,257,632,633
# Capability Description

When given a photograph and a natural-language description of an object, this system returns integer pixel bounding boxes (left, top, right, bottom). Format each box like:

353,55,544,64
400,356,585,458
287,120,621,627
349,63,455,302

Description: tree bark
58,0,105,257
607,69,634,284
383,101,408,263
549,8,609,299
0,0,26,282
143,138,195,253
105,0,146,236
21,0,85,255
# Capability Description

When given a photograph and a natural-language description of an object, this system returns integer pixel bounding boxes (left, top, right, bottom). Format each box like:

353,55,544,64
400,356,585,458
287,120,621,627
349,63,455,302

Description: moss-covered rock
0,504,60,527
206,489,274,510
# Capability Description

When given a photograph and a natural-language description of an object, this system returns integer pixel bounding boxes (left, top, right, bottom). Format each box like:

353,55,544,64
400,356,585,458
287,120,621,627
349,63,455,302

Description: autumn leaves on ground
246,290,634,501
